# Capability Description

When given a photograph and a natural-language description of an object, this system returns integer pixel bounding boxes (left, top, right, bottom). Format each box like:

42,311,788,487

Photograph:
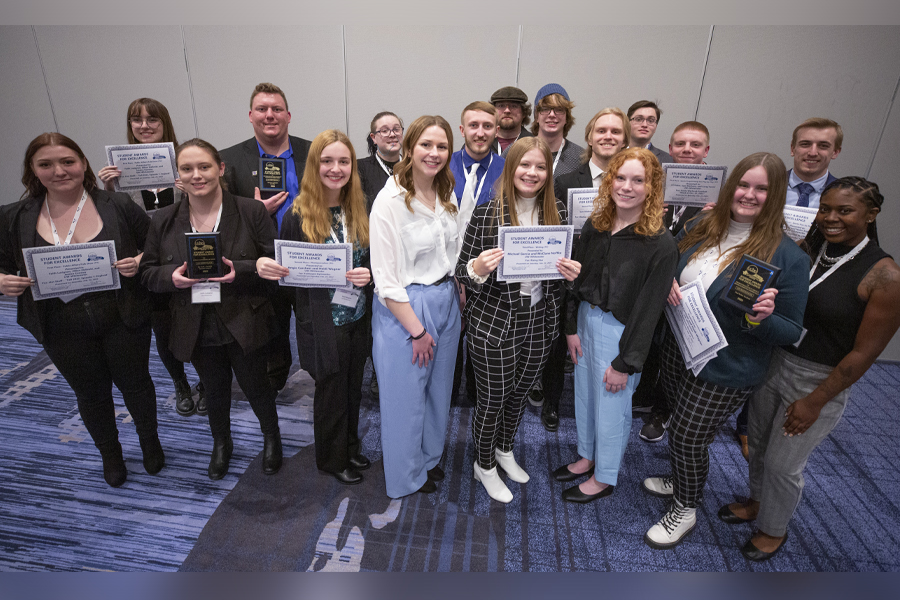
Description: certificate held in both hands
259,157,286,199
185,232,223,279
720,254,780,313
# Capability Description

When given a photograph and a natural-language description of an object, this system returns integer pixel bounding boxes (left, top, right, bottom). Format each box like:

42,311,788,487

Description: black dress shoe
139,434,166,475
174,376,195,416
349,454,371,471
263,432,283,475
195,384,208,417
741,532,788,562
208,436,233,481
551,464,594,482
541,406,560,432
427,465,445,482
332,468,363,485
417,479,437,494
718,503,755,524
562,483,614,503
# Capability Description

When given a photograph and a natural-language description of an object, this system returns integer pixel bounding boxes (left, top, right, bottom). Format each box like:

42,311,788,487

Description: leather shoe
174,376,195,416
195,384,208,417
562,483,614,503
541,406,560,432
263,432,283,475
417,479,437,494
427,465,445,482
551,464,594,482
208,436,233,481
741,532,788,562
718,503,754,524
349,454,371,471
332,468,363,485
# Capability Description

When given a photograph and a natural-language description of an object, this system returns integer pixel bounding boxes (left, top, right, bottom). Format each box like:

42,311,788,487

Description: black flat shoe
332,468,363,485
208,436,233,481
741,532,788,562
551,464,594,482
718,503,755,524
562,483,614,503
349,454,371,471
417,479,437,494
427,465,445,482
263,432,283,475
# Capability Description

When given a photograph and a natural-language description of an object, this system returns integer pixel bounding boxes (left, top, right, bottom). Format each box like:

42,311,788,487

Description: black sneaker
639,412,671,442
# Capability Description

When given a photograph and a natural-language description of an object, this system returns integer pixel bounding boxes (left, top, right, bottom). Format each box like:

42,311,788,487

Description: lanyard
375,152,397,177
329,210,348,244
809,236,869,292
190,202,223,233
552,139,566,174
466,152,493,204
44,189,89,246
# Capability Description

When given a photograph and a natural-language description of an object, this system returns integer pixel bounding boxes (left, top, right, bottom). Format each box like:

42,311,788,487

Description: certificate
105,142,177,192
566,187,598,233
662,164,728,207
274,240,352,289
783,206,818,242
665,279,728,375
22,240,120,301
496,225,574,282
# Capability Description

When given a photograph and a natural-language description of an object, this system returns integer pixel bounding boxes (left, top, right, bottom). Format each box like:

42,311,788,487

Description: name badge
192,281,221,304
332,287,361,307
530,284,543,307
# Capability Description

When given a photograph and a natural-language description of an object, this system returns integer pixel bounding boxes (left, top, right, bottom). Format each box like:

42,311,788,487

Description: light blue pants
373,280,461,498
573,302,640,486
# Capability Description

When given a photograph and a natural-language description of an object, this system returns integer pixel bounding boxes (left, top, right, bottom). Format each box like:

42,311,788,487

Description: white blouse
370,176,471,305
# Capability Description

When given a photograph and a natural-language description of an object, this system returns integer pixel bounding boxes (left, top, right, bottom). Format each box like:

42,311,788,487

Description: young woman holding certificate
139,139,282,481
718,177,900,561
257,130,373,486
455,137,579,503
553,147,678,504
369,115,471,498
642,152,809,550
98,98,205,418
0,132,162,488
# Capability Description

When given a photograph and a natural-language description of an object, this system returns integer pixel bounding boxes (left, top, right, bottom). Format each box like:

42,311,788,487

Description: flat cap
490,86,529,104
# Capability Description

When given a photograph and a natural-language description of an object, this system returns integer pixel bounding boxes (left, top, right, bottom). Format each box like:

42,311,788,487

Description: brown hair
21,132,97,199
491,137,561,227
460,101,497,124
678,152,788,269
530,93,576,137
292,130,369,248
126,98,178,145
581,107,631,164
367,111,404,156
627,100,662,121
392,115,457,215
250,82,288,111
175,138,228,192
791,117,843,151
590,147,664,236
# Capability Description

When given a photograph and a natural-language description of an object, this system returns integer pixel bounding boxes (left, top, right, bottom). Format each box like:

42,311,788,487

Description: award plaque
259,157,286,194
185,232,224,279
720,254,781,313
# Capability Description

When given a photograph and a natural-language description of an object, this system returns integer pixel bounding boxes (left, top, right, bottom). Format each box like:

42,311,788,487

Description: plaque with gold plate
259,157,286,199
185,232,224,279
720,254,781,313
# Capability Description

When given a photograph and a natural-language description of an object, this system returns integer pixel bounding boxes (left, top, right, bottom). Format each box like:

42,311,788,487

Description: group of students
1,84,898,562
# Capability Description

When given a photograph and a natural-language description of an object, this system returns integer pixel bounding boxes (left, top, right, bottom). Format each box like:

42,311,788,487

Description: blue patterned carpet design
0,295,898,572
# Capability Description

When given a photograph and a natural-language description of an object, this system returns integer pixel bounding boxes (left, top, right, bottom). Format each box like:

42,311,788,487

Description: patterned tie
796,182,815,208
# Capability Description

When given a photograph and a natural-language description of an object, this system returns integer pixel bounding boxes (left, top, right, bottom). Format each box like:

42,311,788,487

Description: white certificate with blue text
497,225,574,282
662,164,728,207
274,240,352,289
23,240,120,301
105,142,177,192
566,187,598,234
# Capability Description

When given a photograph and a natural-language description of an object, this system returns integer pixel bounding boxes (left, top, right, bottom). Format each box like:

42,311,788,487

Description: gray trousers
748,347,850,537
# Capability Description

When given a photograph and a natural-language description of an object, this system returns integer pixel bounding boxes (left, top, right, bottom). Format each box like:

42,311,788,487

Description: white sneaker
645,500,697,549
495,448,530,483
473,463,513,503
643,476,674,497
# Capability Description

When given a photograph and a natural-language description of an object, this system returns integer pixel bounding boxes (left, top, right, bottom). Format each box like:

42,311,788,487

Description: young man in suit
531,84,584,179
785,118,842,208
490,86,533,156
627,100,674,165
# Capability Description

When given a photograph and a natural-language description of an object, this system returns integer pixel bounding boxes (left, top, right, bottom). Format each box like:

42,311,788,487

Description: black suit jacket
647,143,674,165
139,191,278,362
219,134,312,202
554,162,594,204
0,189,151,344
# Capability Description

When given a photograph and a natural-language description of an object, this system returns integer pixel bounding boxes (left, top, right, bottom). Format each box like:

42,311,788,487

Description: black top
565,220,678,374
788,241,890,367
358,155,397,213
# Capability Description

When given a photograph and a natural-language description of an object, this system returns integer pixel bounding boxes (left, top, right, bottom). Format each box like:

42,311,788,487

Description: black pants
266,286,294,388
312,317,366,473
151,309,185,381
540,322,567,411
42,293,157,455
452,323,477,403
191,341,279,439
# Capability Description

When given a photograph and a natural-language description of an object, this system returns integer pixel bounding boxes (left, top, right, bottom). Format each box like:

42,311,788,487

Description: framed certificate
496,225,574,282
22,240,120,301
662,164,728,208
783,206,818,242
105,142,177,193
274,240,352,289
566,187,597,234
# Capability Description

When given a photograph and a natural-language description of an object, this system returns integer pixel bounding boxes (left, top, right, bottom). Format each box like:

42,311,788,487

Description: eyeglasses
630,116,658,125
130,117,162,126
494,102,521,111
538,108,565,116
375,126,403,136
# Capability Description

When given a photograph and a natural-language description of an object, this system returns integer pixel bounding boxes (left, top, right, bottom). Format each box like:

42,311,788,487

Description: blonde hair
581,107,631,164
392,115,457,214
590,147,664,237
491,137,561,227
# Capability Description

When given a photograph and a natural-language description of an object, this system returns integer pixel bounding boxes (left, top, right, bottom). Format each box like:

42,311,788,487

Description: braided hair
803,176,883,253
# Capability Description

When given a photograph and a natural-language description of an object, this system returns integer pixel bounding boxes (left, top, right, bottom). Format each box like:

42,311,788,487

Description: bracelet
409,327,427,341
745,314,761,327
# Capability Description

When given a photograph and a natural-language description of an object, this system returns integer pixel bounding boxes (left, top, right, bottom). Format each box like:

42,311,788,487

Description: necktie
796,182,815,208
462,163,480,206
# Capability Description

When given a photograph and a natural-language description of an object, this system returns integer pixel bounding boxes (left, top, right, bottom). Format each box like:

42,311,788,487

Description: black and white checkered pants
469,300,553,470
659,329,753,508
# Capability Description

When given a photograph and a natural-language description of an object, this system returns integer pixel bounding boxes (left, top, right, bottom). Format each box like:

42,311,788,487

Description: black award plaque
259,157,286,197
185,232,223,279
720,254,781,313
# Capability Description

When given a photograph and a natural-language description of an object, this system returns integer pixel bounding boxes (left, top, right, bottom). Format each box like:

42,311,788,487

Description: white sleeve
369,198,410,304
453,191,473,258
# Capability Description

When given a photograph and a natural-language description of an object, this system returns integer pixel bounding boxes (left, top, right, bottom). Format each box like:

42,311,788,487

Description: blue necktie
796,183,815,208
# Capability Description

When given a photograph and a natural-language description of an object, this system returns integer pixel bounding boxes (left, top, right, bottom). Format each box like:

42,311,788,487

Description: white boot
644,500,697,549
495,448,530,483
473,462,513,503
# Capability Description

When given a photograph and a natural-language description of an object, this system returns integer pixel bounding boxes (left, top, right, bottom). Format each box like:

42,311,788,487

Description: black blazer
455,199,568,347
647,143,674,165
139,191,278,362
357,155,391,213
554,162,593,203
220,134,312,201
279,210,372,381
0,189,151,344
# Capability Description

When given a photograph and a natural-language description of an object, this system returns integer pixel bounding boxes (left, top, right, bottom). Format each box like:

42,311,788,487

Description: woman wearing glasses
358,112,404,211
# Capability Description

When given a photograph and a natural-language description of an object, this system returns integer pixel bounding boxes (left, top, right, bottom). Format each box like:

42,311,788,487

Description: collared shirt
588,160,604,188
449,147,505,207
256,140,299,230
369,177,468,304
785,169,830,208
